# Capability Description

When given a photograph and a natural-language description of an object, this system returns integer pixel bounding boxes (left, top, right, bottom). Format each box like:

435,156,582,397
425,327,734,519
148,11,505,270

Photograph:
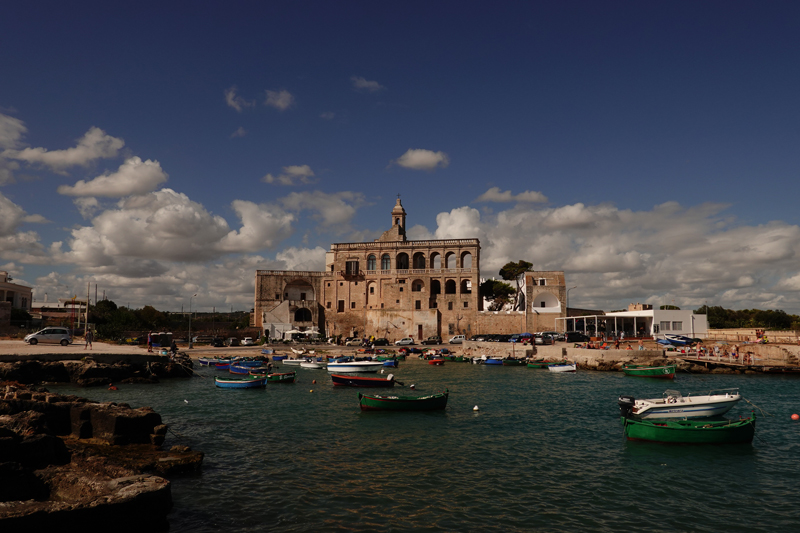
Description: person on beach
637,339,644,351
147,331,153,352
84,329,94,350
626,343,633,350
614,338,620,349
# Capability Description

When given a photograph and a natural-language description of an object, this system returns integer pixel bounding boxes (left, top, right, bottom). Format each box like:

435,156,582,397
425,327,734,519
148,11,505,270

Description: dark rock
0,462,49,502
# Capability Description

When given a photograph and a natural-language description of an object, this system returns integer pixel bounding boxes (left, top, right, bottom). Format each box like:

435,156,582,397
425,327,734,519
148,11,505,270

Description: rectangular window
399,279,406,284
300,292,306,301
539,278,546,286
448,302,453,310
370,287,374,294
345,260,359,275
326,302,331,309
415,300,421,310
399,287,403,292
381,303,384,309
396,300,400,304
463,301,468,308
672,321,682,331
275,293,280,299
338,300,345,313
660,321,670,331
351,302,356,309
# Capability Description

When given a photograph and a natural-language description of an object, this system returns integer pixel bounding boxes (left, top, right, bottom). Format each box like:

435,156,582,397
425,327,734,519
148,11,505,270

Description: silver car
24,327,72,346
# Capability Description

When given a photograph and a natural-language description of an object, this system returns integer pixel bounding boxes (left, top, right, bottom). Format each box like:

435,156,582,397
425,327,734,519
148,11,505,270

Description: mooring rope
743,397,772,417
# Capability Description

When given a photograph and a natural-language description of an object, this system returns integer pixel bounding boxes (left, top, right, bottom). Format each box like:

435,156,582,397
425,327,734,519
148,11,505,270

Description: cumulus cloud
218,200,295,252
262,165,315,186
280,191,365,229
73,197,100,219
3,127,124,172
224,86,256,112
0,192,48,262
275,246,327,271
351,76,385,92
57,157,168,197
265,89,294,111
0,113,27,150
393,148,450,171
476,187,548,203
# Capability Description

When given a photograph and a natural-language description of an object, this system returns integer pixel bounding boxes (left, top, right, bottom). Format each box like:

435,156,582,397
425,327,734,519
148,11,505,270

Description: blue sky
2,2,800,314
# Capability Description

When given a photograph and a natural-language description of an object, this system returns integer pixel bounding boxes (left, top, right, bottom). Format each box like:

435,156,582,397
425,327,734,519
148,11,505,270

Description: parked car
421,336,442,345
211,337,225,347
226,337,240,346
565,331,590,342
372,338,390,346
449,335,466,344
541,331,564,342
345,337,361,346
24,327,72,346
394,337,415,346
242,337,255,346
534,332,554,345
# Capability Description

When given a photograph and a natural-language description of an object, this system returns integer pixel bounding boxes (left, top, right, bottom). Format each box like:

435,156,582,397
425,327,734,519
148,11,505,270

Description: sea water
49,361,800,532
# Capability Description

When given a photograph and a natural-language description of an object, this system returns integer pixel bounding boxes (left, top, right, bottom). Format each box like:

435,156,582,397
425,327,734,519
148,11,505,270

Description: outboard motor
618,395,636,418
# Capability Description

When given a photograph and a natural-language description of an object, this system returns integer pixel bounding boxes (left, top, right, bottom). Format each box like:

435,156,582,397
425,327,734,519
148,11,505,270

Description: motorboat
548,363,577,373
618,389,742,420
326,361,385,373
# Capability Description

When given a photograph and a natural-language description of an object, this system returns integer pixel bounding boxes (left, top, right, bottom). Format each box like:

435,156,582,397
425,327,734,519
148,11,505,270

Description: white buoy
473,405,479,411
410,384,415,389
184,400,189,403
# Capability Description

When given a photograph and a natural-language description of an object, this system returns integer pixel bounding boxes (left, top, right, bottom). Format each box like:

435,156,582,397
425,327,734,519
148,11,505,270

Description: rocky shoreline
0,380,202,531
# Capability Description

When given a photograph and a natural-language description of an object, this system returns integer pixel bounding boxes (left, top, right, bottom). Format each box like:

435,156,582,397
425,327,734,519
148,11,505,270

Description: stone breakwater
0,381,203,531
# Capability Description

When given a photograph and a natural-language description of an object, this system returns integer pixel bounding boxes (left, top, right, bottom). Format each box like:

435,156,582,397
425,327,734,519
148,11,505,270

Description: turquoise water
51,361,800,532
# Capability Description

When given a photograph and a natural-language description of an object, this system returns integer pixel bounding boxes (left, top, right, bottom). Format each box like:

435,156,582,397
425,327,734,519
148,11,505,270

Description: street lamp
566,286,577,332
189,294,197,349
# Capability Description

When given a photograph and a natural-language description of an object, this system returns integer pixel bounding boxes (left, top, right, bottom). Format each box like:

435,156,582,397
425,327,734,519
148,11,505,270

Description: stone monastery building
253,199,567,341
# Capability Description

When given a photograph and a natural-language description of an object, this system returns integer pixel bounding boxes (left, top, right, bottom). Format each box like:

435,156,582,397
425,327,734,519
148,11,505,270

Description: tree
499,260,533,310
660,305,680,310
480,280,516,311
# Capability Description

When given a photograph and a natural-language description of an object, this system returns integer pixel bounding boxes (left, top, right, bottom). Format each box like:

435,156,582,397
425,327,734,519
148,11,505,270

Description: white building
557,303,708,339
0,271,32,311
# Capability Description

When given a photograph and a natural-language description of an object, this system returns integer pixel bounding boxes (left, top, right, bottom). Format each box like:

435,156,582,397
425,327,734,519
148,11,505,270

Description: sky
2,2,800,314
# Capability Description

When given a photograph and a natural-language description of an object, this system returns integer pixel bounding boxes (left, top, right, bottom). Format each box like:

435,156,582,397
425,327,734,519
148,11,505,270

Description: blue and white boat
214,376,267,389
618,388,741,420
326,361,384,373
548,363,577,373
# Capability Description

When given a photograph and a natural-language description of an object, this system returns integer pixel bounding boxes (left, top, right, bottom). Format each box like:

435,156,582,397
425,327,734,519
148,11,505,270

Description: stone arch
294,308,312,322
460,279,471,294
445,252,456,269
412,252,426,269
430,252,441,269
431,280,441,295
445,279,456,294
532,291,561,312
284,279,314,301
396,253,409,270
367,254,376,271
381,254,391,270
412,279,424,292
461,251,472,269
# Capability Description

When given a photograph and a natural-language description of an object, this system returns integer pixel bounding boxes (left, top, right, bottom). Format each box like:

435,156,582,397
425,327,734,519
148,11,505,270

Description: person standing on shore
147,332,153,353
84,329,94,350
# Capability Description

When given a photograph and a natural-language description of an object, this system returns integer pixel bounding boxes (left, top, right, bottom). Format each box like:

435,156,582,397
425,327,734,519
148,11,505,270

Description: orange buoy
108,384,118,390
792,413,799,421
312,380,316,384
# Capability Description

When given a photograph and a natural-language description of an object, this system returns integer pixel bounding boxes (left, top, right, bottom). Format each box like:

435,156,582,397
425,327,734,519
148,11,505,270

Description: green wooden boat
266,371,296,383
527,360,568,368
621,415,756,444
444,355,467,362
503,358,527,366
622,363,676,379
358,389,449,411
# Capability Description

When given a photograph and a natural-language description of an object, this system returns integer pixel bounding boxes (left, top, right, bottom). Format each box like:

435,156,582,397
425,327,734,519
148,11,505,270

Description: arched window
413,252,426,269
367,254,376,271
431,280,441,295
461,252,472,269
460,280,471,294
381,254,391,270
412,279,424,292
396,253,409,269
445,252,456,269
445,280,456,294
430,253,441,269
294,308,312,322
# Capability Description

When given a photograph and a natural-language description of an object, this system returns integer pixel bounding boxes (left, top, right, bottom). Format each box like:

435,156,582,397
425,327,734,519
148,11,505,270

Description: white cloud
275,246,327,271
218,200,295,252
74,197,100,219
393,148,450,171
0,113,27,150
3,127,124,172
280,191,365,229
350,76,385,92
0,192,48,262
57,157,168,197
230,127,247,138
224,86,255,112
476,187,548,203
262,164,315,186
265,89,294,111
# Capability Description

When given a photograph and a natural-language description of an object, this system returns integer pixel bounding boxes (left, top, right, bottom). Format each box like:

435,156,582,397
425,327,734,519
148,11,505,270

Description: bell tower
391,196,407,232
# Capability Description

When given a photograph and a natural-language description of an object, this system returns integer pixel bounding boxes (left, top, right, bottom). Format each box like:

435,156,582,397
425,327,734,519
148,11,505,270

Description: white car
394,338,415,346
24,327,72,346
449,335,466,344
242,337,255,346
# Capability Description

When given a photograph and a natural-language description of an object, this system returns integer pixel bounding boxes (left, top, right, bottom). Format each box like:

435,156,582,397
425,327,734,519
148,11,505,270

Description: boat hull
266,372,296,383
548,363,577,372
527,360,567,368
331,374,395,387
622,416,755,444
358,390,449,411
327,362,384,373
214,376,267,389
622,364,676,379
621,390,742,420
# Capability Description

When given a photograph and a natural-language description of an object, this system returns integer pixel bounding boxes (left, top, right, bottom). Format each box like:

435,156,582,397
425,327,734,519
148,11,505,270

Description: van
449,335,466,344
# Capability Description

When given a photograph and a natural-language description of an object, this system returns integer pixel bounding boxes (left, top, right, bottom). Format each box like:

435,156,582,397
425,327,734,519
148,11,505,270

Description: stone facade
253,200,567,340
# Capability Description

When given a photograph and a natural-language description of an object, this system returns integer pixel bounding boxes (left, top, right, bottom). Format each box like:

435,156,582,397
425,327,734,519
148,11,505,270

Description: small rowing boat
266,371,296,383
331,373,397,387
622,363,676,379
214,376,267,389
621,415,755,444
358,389,449,411
548,363,577,373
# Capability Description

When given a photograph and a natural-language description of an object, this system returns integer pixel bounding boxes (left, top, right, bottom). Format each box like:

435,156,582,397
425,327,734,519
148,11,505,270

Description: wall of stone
476,311,526,334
